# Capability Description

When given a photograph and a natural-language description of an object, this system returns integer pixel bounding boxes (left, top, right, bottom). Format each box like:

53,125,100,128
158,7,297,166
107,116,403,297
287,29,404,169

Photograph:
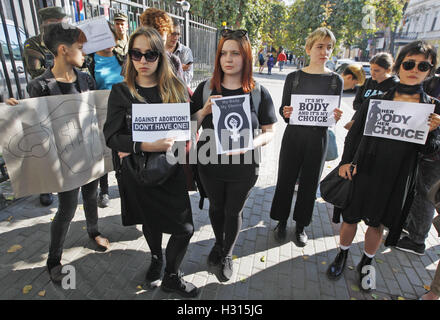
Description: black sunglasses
220,29,248,40
402,59,433,72
129,49,160,62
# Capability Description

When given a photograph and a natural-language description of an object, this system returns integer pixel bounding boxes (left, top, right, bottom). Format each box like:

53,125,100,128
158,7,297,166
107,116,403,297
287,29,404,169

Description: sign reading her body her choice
75,16,116,55
132,103,191,143
289,94,340,127
363,99,434,144
211,95,254,155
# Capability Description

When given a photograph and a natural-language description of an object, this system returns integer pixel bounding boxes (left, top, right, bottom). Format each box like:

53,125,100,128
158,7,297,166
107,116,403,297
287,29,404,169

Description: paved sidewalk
0,64,439,300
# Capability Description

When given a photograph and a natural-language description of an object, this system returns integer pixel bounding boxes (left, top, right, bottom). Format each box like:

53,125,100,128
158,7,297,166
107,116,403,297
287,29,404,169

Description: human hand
5,98,19,106
338,163,357,180
202,95,222,117
333,108,343,122
118,152,131,159
144,137,176,152
283,106,293,119
428,113,440,132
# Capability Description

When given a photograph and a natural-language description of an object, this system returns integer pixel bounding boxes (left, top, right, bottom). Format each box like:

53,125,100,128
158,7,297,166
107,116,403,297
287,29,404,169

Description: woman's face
220,39,243,77
399,54,433,86
65,42,85,67
370,63,390,83
131,35,159,78
306,37,333,66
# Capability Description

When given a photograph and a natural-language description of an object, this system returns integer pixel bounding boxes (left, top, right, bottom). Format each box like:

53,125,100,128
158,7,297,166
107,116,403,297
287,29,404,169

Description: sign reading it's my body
132,103,191,142
363,99,434,144
289,94,339,127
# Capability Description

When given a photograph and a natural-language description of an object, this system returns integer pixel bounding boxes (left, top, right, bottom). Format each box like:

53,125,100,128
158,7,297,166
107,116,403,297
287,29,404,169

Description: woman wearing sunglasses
327,40,440,291
270,27,343,246
103,27,199,298
190,29,277,282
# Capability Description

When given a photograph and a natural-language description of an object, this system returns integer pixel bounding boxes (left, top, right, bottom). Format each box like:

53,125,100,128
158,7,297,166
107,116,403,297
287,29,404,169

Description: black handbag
320,165,354,209
122,151,178,187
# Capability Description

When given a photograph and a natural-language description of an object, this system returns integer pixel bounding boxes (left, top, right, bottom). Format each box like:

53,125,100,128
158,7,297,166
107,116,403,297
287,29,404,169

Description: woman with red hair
191,29,277,281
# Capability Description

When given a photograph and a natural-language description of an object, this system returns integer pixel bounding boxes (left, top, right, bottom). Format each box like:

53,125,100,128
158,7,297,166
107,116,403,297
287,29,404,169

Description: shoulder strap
202,79,212,106
251,81,261,116
291,71,300,93
329,72,338,94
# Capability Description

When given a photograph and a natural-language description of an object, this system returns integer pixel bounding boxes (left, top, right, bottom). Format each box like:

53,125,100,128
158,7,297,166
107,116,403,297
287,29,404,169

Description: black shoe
274,221,287,242
145,255,163,287
395,236,425,255
208,243,222,266
97,193,110,208
161,271,200,298
326,249,349,280
357,254,374,292
47,261,63,284
294,225,308,247
219,255,234,282
40,193,53,206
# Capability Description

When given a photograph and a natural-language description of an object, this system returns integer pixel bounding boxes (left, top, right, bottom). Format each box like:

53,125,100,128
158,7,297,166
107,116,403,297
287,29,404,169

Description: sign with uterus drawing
211,95,254,155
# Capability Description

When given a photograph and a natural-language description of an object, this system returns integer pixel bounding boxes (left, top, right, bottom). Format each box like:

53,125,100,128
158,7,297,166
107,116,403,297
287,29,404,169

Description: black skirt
117,160,193,234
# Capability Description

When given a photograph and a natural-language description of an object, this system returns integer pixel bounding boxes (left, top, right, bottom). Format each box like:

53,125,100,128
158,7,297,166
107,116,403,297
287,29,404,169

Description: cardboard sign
75,16,116,54
132,103,191,143
211,95,254,155
289,94,340,127
363,99,434,144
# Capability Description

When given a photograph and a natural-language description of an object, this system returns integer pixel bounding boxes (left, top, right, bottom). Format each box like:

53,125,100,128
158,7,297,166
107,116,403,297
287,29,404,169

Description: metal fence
0,0,218,102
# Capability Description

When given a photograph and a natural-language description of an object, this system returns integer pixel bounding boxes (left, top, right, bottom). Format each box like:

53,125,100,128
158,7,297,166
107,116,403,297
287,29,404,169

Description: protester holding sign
326,40,440,291
345,52,399,130
190,29,277,282
270,27,343,247
103,27,199,298
22,23,110,284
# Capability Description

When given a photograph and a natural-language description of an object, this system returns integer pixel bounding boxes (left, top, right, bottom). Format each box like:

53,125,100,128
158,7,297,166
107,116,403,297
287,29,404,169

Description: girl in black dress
103,27,198,298
327,40,440,291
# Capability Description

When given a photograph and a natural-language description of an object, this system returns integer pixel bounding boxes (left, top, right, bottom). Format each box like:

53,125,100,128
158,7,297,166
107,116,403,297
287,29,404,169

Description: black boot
357,253,374,292
161,270,200,298
274,221,287,242
326,248,349,280
294,224,308,247
145,255,163,287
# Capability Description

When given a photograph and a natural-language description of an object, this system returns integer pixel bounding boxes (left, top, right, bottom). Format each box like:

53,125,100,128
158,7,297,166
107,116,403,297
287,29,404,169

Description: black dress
103,82,192,233
338,87,440,246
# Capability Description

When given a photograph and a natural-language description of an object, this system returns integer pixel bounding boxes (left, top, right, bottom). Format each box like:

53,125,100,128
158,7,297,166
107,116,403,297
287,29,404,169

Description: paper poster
132,103,191,143
0,90,112,198
211,95,254,155
75,16,116,54
289,94,340,127
363,99,434,144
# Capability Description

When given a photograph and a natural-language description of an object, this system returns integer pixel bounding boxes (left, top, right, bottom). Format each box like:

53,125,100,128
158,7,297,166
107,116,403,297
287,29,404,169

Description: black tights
142,223,193,274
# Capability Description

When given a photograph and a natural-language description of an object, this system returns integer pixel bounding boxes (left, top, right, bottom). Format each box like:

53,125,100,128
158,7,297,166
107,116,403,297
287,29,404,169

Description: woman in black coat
103,27,199,298
327,40,440,291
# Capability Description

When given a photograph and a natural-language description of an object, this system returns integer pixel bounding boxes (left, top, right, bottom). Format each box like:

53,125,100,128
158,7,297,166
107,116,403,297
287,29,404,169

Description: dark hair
42,22,87,56
393,40,438,76
370,52,393,70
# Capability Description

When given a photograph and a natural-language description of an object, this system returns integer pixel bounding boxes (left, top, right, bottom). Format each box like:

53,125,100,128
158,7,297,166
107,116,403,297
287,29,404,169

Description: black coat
335,87,440,246
103,82,192,232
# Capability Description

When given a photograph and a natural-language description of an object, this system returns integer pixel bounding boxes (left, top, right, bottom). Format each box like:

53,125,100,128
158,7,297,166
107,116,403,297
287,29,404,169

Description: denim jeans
405,158,440,245
48,179,100,265
279,61,284,71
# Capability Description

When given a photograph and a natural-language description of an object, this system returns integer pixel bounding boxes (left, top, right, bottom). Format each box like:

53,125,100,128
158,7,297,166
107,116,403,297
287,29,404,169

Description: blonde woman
341,64,366,91
103,27,198,298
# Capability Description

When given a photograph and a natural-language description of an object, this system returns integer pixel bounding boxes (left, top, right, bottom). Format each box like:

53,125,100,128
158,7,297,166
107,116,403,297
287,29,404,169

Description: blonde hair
345,64,366,86
305,27,336,51
125,27,188,103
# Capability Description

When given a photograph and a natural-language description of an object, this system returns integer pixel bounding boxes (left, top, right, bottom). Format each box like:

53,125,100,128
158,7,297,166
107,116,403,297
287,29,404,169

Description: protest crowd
2,5,440,300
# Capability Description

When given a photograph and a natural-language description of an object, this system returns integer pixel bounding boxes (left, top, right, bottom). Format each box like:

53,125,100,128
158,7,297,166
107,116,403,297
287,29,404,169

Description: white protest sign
132,103,191,143
75,16,116,54
289,94,339,127
211,95,254,155
363,99,434,144
0,90,113,198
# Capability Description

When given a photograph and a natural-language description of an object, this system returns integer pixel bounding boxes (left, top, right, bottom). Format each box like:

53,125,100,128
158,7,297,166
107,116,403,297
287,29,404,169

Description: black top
352,75,399,111
56,80,81,95
280,70,343,123
190,80,277,181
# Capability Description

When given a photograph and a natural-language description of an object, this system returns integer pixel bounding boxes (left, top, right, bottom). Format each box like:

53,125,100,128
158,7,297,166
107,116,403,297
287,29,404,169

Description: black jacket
26,68,95,97
352,75,399,111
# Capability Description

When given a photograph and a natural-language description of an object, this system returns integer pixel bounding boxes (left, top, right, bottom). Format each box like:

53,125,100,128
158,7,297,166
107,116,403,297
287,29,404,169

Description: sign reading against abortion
289,94,340,127
75,16,116,54
132,103,191,143
363,99,434,144
211,95,254,154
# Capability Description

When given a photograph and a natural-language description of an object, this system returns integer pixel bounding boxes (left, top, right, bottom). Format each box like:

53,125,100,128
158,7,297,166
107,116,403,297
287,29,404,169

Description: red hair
211,36,255,93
